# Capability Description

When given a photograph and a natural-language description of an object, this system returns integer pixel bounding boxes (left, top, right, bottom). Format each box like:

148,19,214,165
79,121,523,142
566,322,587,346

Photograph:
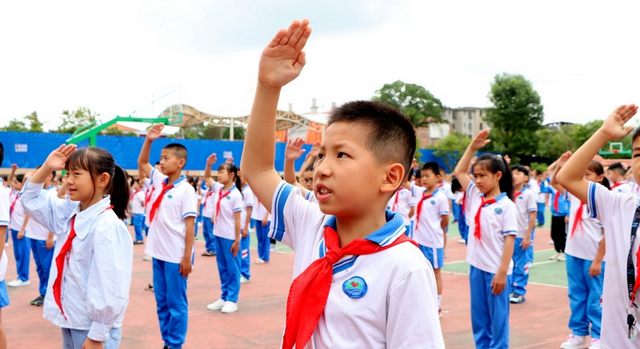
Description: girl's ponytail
498,156,514,200
110,165,130,220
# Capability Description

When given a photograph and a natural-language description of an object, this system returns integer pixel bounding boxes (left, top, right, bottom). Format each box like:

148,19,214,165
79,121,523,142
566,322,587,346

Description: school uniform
130,189,146,242
511,187,537,297
543,182,570,253
251,196,272,262
413,188,449,269
0,187,11,308
535,180,547,226
305,190,318,204
145,169,198,349
386,187,415,238
611,180,633,195
465,182,518,349
9,189,31,283
240,185,254,280
410,184,425,241
21,181,132,347
195,181,207,236
26,185,58,297
566,191,604,341
202,183,222,254
269,181,444,348
212,186,243,303
631,181,640,198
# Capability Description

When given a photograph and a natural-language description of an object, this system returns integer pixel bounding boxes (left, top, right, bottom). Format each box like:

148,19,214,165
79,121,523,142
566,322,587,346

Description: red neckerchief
474,197,498,244
570,202,585,239
415,190,436,229
149,183,174,222
215,187,233,222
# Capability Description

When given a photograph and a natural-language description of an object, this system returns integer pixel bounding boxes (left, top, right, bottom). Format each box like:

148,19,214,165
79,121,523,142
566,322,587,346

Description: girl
238,170,254,283
206,160,243,314
453,130,517,349
21,145,133,349
544,161,571,261
552,153,607,349
129,179,145,244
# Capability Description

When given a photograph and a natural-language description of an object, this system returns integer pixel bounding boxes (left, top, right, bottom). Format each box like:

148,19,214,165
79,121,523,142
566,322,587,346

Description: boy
130,179,146,244
510,165,537,304
8,173,31,287
535,171,549,227
241,19,443,349
414,162,450,316
607,162,632,194
138,125,197,349
556,104,639,349
387,173,415,238
26,166,57,306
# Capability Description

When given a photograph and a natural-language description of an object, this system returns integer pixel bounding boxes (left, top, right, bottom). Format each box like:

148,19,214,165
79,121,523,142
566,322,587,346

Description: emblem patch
342,276,368,299
226,196,231,200
167,194,173,199
494,207,503,214
430,200,436,205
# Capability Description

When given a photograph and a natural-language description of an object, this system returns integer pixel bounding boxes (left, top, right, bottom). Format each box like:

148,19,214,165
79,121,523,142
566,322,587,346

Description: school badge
494,207,503,215
430,200,436,205
342,276,368,299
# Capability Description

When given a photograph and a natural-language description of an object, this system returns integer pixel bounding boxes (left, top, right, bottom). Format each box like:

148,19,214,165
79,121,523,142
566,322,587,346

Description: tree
535,125,575,159
222,126,245,140
0,111,43,132
102,126,124,136
55,107,99,134
373,80,444,128
429,132,472,172
25,112,43,132
484,74,544,157
0,118,28,132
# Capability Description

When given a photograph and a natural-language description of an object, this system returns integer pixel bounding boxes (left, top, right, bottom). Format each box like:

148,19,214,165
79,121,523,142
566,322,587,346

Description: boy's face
12,178,23,191
314,122,393,218
633,137,640,185
302,170,314,190
607,169,621,182
420,169,439,190
512,169,527,187
159,149,185,176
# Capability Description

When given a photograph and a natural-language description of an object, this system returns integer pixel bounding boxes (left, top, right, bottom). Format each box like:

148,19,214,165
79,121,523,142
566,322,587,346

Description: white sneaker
550,252,559,260
221,301,238,313
588,338,601,349
560,334,588,349
240,276,250,284
7,279,30,287
457,239,465,244
142,255,152,261
207,298,226,311
558,252,566,261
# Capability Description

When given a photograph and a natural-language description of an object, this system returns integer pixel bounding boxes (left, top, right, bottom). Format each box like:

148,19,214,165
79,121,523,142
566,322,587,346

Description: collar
45,186,56,191
221,185,237,194
425,187,440,197
516,186,527,194
163,175,186,186
72,197,113,240
481,192,508,201
323,211,405,248
242,184,249,190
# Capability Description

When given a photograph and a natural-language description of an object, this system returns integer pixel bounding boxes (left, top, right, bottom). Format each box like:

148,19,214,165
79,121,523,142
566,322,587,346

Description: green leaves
0,112,43,132
55,107,98,134
373,80,443,128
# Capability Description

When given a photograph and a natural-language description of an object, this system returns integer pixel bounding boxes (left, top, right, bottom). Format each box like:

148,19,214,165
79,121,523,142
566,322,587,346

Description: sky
1,0,640,132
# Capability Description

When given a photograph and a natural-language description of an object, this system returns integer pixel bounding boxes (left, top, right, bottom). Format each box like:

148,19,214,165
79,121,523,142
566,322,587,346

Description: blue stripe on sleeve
182,212,197,218
588,182,597,219
272,183,294,242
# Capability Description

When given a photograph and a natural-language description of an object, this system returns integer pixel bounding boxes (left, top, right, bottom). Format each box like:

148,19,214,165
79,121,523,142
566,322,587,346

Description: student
130,179,145,245
451,177,469,244
205,158,243,314
26,165,58,306
556,104,640,349
535,171,549,227
7,173,31,287
607,162,632,195
238,170,254,283
543,162,571,261
0,165,9,349
283,137,320,203
252,193,271,264
453,130,517,349
241,19,444,349
414,162,450,317
509,165,537,304
201,158,222,257
387,173,415,238
21,145,133,349
138,125,197,349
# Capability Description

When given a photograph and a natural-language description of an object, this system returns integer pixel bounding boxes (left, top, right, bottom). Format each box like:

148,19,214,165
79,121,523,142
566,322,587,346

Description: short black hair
451,177,462,192
632,127,640,144
163,143,188,162
328,100,416,176
608,162,627,176
511,165,529,176
421,162,440,175
15,174,24,183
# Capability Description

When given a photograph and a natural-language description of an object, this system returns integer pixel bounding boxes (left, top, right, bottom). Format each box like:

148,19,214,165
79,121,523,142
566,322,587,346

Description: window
468,123,472,131
452,123,456,130
479,122,483,130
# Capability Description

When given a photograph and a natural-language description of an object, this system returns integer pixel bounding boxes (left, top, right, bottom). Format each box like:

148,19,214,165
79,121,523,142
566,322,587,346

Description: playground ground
3,211,576,348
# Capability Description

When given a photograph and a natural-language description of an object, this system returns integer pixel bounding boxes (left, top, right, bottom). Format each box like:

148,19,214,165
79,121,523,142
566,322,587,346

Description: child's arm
453,131,491,191
492,235,515,295
297,141,319,180
203,153,217,189
440,214,449,250
180,216,195,278
522,211,536,250
284,137,306,185
550,152,572,194
557,104,638,203
589,235,606,277
17,214,28,239
6,164,17,188
231,211,241,257
243,206,252,238
241,19,312,213
137,123,164,179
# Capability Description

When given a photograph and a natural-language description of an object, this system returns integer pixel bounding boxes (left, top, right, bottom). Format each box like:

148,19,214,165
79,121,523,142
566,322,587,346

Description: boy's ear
381,162,405,194
179,158,186,168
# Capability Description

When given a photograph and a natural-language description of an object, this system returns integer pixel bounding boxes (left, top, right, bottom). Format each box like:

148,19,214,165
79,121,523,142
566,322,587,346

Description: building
417,106,489,146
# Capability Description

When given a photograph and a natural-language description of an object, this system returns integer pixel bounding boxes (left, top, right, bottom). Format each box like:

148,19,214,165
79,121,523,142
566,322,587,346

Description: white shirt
202,182,223,218
26,185,58,240
212,186,243,240
513,187,537,238
611,180,633,195
439,181,455,200
145,169,198,263
586,181,640,349
0,188,9,281
566,192,603,261
130,189,145,215
305,190,318,204
409,184,424,224
9,189,27,231
386,187,415,227
465,183,517,274
413,187,449,248
251,194,270,221
241,185,254,230
269,181,444,349
21,181,132,342
631,181,640,198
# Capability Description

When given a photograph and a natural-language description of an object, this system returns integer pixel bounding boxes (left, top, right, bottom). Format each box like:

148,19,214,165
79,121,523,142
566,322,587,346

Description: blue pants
470,266,511,349
512,236,534,296
253,219,271,262
10,229,30,282
452,201,461,222
214,236,241,302
195,204,204,238
202,217,216,253
131,213,145,241
62,327,121,349
152,258,188,349
536,202,545,225
240,230,251,279
566,254,604,339
31,238,54,296
459,213,469,243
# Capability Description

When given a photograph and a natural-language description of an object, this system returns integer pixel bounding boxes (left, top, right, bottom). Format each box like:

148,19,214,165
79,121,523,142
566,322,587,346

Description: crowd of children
2,18,640,349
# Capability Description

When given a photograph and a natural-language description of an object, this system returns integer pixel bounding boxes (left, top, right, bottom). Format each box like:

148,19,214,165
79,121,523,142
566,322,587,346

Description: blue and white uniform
26,185,57,297
9,188,30,283
201,183,223,254
130,189,146,241
251,196,271,262
610,180,632,195
387,187,415,237
269,181,444,348
212,185,243,303
240,184,254,280
0,187,10,307
511,187,537,297
414,188,449,269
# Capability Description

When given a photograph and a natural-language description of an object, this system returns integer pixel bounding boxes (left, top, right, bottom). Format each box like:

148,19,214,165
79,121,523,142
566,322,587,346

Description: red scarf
9,194,18,217
130,189,141,202
553,192,560,212
611,181,624,190
391,188,405,212
215,187,233,222
144,186,155,208
570,202,585,239
415,191,434,229
203,190,214,208
149,183,174,222
513,188,524,201
474,197,497,243
281,225,417,349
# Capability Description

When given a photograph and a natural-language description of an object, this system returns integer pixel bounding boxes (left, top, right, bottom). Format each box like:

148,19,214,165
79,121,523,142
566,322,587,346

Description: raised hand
147,123,165,141
206,153,217,166
599,104,638,140
225,157,234,164
44,144,77,171
470,130,491,151
308,141,320,159
285,137,306,161
11,164,18,170
557,151,572,167
258,19,312,89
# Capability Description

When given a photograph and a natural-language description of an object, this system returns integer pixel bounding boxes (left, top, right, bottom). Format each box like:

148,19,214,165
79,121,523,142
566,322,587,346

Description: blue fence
0,131,452,173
